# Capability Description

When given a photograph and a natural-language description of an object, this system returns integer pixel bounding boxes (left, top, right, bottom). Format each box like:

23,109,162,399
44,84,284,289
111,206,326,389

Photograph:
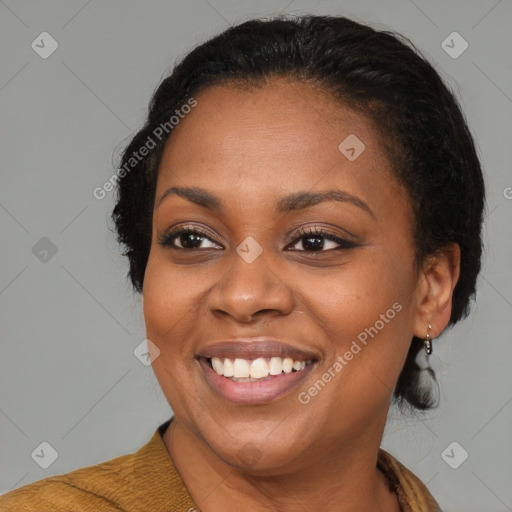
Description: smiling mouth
200,356,316,382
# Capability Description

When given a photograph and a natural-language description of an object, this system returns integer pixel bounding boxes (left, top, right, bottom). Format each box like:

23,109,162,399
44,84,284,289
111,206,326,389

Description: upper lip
196,337,319,362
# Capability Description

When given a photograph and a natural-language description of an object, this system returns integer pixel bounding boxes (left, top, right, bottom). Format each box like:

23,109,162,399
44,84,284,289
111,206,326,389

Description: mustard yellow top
0,418,441,511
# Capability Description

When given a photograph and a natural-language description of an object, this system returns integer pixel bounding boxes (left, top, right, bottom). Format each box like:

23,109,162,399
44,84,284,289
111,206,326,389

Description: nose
207,247,294,323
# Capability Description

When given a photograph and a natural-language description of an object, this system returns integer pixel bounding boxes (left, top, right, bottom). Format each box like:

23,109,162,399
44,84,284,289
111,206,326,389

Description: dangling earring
423,323,433,355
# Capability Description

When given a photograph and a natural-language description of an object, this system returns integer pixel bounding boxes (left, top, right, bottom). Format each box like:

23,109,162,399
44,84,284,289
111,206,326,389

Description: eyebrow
157,186,374,217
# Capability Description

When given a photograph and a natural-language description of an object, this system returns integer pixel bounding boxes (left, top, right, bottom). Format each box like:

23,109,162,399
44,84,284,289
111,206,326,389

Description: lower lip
198,358,317,405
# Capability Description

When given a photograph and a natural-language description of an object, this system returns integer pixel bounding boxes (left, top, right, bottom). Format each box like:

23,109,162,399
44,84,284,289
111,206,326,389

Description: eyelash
157,224,356,252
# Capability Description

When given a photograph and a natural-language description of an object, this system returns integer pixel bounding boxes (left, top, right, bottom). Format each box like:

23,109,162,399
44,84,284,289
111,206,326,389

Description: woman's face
143,79,427,472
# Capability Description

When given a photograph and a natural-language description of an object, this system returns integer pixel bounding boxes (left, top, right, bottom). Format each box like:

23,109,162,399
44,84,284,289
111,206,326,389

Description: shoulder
1,419,197,512
0,451,137,512
378,448,442,512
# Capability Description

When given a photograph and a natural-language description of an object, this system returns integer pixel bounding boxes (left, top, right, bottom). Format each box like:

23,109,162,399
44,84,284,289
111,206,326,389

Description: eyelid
286,225,357,251
158,223,358,251
289,224,357,243
157,223,220,248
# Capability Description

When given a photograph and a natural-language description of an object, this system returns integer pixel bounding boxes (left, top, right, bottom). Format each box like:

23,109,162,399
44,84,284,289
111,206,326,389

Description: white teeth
222,358,234,377
211,357,224,375
209,356,312,379
282,357,293,373
293,360,306,371
233,358,250,378
269,357,283,375
250,358,269,378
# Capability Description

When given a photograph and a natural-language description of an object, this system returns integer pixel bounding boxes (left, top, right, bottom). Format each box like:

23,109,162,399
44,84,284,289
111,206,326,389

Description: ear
412,243,461,339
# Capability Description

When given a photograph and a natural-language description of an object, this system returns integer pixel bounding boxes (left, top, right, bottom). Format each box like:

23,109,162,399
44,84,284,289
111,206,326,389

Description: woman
1,14,484,512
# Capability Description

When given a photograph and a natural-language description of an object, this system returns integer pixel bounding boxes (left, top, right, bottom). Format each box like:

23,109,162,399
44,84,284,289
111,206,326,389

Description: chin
204,430,306,474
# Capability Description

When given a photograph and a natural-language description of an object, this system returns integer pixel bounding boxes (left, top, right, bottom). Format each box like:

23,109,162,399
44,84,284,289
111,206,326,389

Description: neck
163,418,400,512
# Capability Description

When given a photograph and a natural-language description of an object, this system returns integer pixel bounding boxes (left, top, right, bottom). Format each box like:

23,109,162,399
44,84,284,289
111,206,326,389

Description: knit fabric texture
1,418,441,511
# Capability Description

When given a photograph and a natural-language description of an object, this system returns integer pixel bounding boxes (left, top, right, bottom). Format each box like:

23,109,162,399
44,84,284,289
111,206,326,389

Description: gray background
1,0,511,510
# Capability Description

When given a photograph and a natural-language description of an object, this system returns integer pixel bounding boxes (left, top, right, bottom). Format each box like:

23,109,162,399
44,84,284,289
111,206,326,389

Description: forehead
163,79,376,165
155,79,408,219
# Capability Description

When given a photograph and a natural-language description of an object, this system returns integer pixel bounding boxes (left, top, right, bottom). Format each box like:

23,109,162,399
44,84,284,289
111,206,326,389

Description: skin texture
142,78,460,512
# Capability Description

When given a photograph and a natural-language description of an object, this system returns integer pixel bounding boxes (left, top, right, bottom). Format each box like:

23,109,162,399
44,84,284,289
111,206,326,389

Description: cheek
306,250,410,327
142,253,202,415
143,252,199,338
142,254,204,383
300,250,416,391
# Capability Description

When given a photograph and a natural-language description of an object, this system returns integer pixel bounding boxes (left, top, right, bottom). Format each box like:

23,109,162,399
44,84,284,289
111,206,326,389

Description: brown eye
287,226,357,252
158,226,222,250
